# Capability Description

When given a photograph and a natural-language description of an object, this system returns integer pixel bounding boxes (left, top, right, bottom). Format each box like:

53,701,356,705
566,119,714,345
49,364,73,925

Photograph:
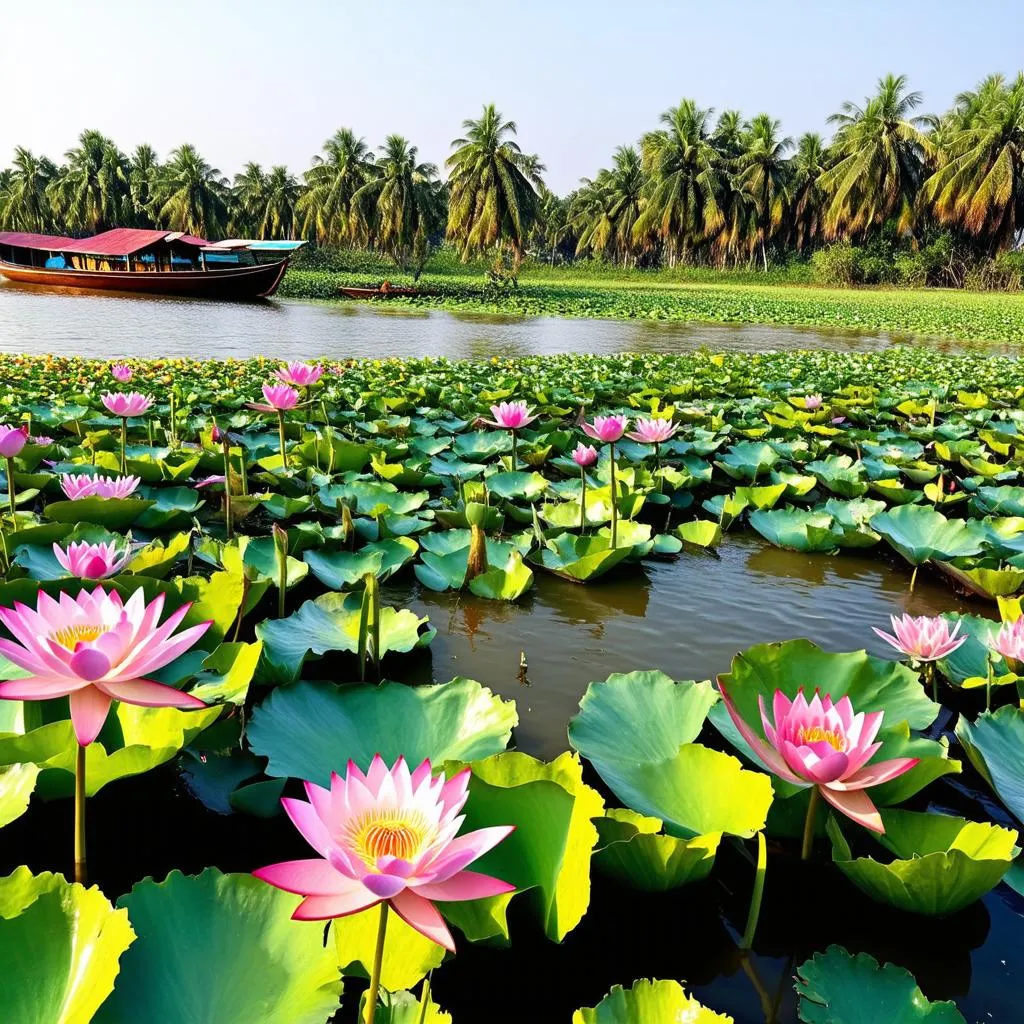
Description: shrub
811,243,858,287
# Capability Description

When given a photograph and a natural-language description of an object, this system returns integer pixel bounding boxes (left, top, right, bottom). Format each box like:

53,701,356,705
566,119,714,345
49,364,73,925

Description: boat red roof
0,231,75,249
61,229,179,256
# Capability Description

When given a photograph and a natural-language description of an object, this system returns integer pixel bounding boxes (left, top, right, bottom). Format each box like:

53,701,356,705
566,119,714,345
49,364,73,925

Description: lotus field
1,347,1023,1022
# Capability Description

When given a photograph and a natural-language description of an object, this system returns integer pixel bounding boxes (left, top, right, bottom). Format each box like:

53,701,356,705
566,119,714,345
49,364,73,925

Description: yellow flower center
797,726,845,751
50,624,106,650
351,810,429,865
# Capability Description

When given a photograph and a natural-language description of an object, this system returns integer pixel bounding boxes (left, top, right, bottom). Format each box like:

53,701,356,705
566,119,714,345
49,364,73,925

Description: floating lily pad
247,677,516,786
870,506,987,566
795,945,965,1023
303,538,419,589
43,496,154,531
748,508,839,553
96,869,342,1024
573,979,732,1023
955,707,1024,823
530,532,633,582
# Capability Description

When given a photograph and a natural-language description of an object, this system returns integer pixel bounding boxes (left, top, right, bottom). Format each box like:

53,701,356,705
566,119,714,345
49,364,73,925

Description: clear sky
1,0,1020,194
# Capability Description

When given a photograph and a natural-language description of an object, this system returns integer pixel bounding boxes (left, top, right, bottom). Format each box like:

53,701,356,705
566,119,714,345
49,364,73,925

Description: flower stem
925,661,938,704
221,440,233,540
654,441,662,494
75,742,87,885
4,456,16,519
801,786,822,861
986,655,994,713
364,901,389,1024
510,429,517,473
909,564,919,593
579,467,587,534
120,418,127,474
609,443,618,549
740,831,767,950
277,410,289,470
416,975,432,1024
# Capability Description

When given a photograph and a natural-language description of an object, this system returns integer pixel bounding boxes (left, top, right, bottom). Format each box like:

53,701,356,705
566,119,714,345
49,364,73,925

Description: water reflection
1,282,1007,360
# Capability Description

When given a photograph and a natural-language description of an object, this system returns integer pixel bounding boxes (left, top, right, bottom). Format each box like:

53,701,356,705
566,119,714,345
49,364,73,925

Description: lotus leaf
870,506,987,566
955,707,1024,823
573,979,732,1023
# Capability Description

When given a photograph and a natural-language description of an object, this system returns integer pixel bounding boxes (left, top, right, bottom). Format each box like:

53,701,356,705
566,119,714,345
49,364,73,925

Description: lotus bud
465,501,490,527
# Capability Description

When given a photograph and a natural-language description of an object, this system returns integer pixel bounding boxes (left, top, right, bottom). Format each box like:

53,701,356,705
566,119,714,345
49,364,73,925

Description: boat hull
0,258,290,300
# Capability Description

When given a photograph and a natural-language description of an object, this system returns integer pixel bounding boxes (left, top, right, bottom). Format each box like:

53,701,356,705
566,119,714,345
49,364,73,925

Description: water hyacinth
60,474,141,500
275,361,325,387
255,755,514,1020
718,684,919,849
110,362,133,382
54,540,131,579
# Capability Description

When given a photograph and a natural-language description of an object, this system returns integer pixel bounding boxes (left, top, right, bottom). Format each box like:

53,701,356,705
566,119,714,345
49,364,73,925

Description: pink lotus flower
986,617,1024,665
54,540,131,580
571,443,599,468
485,401,536,430
60,474,141,500
803,394,823,410
583,415,628,444
110,363,133,383
0,587,210,745
194,475,226,489
101,392,153,418
275,362,325,387
873,615,967,662
247,384,300,413
0,425,29,459
31,435,53,446
717,685,918,833
626,417,678,444
254,755,515,951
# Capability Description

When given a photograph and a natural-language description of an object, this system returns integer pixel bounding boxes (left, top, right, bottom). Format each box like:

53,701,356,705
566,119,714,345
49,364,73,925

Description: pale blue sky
1,0,1019,194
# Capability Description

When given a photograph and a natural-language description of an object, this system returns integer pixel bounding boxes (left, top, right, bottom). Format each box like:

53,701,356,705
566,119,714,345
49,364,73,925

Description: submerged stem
801,786,822,861
364,902,389,1024
740,831,767,950
75,742,87,885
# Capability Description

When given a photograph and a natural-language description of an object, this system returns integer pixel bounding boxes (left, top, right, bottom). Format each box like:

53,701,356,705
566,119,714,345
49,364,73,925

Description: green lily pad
806,455,868,498
255,592,435,683
484,470,549,501
870,506,987,567
593,808,721,890
318,480,429,516
96,869,342,1024
247,677,516,786
530,532,633,582
936,613,1007,685
676,519,722,548
795,945,965,1023
125,531,193,579
0,868,136,1024
303,538,419,589
749,508,840,553
43,496,154,531
0,762,39,827
573,979,732,1023
955,707,1024,823
242,536,309,590
359,989,451,1024
468,551,535,600
828,809,1018,915
438,751,603,944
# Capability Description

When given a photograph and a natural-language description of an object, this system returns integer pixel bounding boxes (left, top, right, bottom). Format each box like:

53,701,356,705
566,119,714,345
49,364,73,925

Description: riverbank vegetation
2,72,1024,288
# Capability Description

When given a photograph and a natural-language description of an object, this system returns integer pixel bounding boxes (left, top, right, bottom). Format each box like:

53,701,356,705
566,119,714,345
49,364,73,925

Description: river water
0,280,1000,358
0,281,1019,1021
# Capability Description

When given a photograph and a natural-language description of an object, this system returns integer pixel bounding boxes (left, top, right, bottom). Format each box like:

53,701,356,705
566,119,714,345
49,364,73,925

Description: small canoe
338,284,431,299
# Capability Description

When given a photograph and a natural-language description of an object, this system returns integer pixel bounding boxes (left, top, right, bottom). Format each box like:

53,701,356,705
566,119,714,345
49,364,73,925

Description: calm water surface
0,281,1010,358
0,283,1019,1021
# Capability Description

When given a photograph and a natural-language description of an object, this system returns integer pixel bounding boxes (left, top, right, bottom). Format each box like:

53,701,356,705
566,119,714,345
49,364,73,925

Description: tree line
1,72,1022,279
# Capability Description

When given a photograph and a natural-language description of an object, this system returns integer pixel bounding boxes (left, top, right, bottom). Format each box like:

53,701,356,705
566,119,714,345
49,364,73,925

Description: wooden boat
0,229,304,300
338,283,431,299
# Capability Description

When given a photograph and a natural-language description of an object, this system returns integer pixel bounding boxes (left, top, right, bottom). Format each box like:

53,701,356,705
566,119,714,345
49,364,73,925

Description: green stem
5,457,16,519
909,564,919,593
232,576,249,642
986,655,994,713
222,441,233,540
277,550,287,620
801,786,822,861
740,831,767,950
654,441,662,494
925,661,938,704
75,742,87,885
277,410,289,470
510,429,517,473
580,468,587,533
120,418,127,473
416,975,432,1024
364,902,389,1024
609,443,618,548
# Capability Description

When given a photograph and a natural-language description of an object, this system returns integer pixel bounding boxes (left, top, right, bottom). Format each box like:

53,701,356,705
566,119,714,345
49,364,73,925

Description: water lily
0,424,29,517
571,443,599,531
275,361,325,388
255,754,514,1021
247,384,301,470
102,392,153,471
0,586,210,884
804,394,824,410
718,684,919,850
31,434,53,445
873,614,966,701
583,416,629,547
485,400,536,471
60,474,141,500
986,617,1024,665
54,540,131,579
110,363,133,383
626,417,677,444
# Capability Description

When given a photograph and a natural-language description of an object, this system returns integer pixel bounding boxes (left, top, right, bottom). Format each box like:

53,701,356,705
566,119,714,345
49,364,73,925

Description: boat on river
0,229,304,300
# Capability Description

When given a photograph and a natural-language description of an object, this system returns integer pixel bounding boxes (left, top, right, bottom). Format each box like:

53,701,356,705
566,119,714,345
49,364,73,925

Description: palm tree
297,128,374,244
633,99,725,265
735,114,793,269
350,136,442,267
231,162,268,236
445,104,544,268
819,74,931,240
572,146,646,266
153,144,229,237
713,110,747,159
788,133,828,252
921,73,1024,253
128,144,160,227
48,130,128,233
0,148,57,231
535,187,572,264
